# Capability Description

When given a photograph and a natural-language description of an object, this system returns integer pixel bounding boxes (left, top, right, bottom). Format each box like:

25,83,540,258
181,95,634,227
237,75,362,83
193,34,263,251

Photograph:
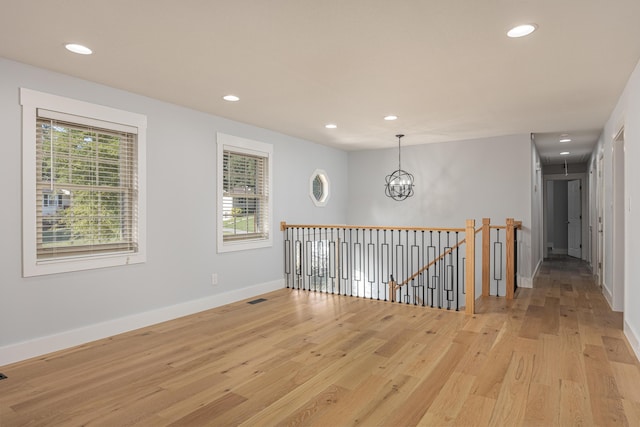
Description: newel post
506,218,515,300
482,218,491,297
465,219,476,315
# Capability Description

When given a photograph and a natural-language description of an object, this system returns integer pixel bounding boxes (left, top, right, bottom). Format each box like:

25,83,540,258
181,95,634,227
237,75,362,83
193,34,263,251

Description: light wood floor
1,257,640,426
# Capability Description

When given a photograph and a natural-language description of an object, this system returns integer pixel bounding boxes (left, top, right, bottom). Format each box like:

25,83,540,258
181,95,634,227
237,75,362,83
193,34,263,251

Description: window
21,88,146,276
217,133,272,252
309,169,330,207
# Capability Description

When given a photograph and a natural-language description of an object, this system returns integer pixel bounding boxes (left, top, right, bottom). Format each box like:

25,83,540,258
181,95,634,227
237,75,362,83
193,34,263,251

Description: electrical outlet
211,273,218,286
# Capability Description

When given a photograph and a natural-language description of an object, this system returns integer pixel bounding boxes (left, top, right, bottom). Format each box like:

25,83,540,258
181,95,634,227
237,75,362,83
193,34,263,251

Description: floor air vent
0,373,7,380
248,298,267,305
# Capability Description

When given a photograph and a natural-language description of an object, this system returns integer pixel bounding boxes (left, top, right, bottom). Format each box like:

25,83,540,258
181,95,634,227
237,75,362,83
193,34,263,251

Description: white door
568,179,582,258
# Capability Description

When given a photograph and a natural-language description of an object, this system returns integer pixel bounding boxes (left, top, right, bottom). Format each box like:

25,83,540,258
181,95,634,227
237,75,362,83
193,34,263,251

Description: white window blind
35,113,138,260
222,149,269,242
216,133,272,253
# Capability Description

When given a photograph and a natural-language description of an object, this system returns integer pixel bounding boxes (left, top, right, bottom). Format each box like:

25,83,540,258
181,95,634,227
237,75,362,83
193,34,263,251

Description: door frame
596,153,605,287
567,179,582,258
542,172,589,261
612,127,625,311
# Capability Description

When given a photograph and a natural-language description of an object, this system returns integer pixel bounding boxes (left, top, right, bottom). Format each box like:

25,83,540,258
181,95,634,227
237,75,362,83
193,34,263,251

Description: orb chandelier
384,134,415,201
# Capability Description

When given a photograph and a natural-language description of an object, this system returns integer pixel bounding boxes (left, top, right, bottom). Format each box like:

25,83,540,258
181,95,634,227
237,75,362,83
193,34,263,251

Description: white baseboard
518,258,542,289
518,275,533,288
533,258,542,279
624,320,640,362
602,283,614,310
0,279,284,367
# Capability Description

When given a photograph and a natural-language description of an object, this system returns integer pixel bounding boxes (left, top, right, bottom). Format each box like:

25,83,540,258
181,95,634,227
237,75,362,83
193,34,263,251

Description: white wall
0,58,348,364
589,57,640,357
624,61,640,356
347,133,533,295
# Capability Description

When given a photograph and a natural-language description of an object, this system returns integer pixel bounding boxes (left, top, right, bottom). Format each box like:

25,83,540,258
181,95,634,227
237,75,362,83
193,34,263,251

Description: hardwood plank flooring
1,256,640,426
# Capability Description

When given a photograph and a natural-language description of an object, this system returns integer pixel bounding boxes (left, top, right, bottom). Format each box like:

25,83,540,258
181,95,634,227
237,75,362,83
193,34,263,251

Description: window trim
217,132,273,253
21,88,147,276
309,169,330,207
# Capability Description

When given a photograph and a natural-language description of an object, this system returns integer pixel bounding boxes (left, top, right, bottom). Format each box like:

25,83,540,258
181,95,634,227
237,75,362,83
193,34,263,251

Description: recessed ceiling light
384,115,398,121
560,151,570,155
65,43,92,55
507,24,537,38
325,124,337,129
223,95,240,102
559,138,572,143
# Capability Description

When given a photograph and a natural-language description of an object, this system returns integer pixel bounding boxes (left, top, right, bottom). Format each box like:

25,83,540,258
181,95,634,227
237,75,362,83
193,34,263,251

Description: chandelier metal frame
384,134,415,201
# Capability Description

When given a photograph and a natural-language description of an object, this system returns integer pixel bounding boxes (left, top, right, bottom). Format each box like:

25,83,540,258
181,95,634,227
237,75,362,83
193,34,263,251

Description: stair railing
281,218,520,314
481,218,522,299
281,220,477,314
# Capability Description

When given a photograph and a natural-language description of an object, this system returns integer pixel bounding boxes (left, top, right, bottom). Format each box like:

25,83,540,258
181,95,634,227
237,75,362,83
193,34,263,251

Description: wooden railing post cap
482,218,490,225
466,219,475,227
280,221,286,231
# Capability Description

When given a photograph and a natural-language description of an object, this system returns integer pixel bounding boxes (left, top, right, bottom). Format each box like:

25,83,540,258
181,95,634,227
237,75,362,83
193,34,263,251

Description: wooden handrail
280,221,465,233
488,222,522,230
396,238,467,288
390,220,476,314
390,225,480,289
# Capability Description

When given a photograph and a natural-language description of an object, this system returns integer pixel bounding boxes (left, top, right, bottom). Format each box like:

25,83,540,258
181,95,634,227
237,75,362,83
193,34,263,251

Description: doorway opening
543,171,588,261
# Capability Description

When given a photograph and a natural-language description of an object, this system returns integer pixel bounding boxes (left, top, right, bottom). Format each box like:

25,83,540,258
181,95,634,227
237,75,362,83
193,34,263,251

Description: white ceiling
534,129,601,166
2,1,640,163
